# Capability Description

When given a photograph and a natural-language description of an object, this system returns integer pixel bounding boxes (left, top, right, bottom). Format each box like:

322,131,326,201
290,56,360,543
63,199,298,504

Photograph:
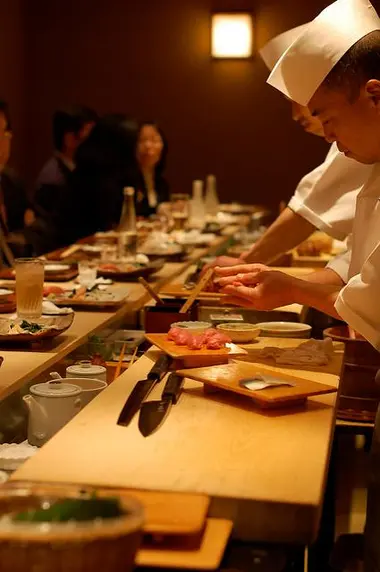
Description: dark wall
24,0,354,205
0,0,26,174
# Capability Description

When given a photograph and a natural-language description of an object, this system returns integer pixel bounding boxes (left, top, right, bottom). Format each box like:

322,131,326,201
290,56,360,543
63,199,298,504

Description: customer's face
0,112,11,171
136,125,164,170
309,80,380,164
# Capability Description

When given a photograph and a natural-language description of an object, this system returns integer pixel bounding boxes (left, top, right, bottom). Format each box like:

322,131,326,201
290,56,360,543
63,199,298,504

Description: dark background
1,0,378,207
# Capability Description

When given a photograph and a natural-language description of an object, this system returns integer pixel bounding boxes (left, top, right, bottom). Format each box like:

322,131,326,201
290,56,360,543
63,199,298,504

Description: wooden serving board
8,482,210,537
145,334,247,361
0,267,78,282
137,518,232,570
177,361,337,409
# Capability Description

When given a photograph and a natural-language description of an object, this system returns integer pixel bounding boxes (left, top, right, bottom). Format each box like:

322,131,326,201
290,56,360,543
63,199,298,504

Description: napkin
42,300,73,315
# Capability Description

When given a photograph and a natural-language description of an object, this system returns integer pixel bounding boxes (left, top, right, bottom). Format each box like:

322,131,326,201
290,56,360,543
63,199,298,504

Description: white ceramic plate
255,321,311,339
44,264,71,273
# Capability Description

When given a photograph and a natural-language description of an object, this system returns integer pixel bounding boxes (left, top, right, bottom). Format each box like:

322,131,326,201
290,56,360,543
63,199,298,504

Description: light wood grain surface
13,337,342,543
0,233,238,400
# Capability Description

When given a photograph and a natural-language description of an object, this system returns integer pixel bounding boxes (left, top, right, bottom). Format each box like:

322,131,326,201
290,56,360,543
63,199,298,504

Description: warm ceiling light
211,13,253,58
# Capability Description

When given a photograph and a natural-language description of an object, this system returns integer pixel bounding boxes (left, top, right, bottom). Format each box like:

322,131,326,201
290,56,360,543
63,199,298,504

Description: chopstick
113,342,127,381
60,244,80,259
128,345,139,368
179,268,214,314
138,277,164,305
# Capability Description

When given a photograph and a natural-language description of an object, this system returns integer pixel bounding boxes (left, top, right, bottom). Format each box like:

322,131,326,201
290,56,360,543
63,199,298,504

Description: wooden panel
177,361,337,409
137,518,232,570
13,343,341,543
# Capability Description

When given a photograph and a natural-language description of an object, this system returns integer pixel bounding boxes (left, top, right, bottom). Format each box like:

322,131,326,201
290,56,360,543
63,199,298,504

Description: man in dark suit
32,105,97,253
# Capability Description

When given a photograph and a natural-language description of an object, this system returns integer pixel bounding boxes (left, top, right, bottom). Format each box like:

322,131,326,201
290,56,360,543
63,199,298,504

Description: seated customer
56,114,139,246
134,121,169,217
0,99,35,258
34,105,97,217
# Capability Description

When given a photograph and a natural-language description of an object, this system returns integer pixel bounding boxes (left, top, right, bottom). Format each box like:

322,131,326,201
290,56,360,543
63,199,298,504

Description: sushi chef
205,22,371,272
213,1,380,568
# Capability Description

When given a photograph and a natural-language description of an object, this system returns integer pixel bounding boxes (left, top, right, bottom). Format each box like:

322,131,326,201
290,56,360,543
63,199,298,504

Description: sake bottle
190,180,205,228
118,187,137,258
204,174,219,216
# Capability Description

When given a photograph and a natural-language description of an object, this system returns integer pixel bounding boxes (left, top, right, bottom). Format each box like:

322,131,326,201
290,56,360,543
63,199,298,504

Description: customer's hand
214,264,296,310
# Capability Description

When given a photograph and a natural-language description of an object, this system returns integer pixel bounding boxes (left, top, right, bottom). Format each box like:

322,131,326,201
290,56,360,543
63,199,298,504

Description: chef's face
291,101,325,137
308,80,380,164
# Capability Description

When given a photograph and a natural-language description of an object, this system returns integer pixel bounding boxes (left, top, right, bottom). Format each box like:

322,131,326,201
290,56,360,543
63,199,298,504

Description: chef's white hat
260,24,309,71
267,0,380,106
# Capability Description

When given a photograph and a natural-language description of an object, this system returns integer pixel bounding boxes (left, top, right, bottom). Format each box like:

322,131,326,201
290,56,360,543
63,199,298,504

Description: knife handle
148,354,172,381
162,373,184,404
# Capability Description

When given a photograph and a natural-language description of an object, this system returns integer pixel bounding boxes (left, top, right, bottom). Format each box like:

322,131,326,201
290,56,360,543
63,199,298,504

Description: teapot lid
30,380,82,398
67,360,106,376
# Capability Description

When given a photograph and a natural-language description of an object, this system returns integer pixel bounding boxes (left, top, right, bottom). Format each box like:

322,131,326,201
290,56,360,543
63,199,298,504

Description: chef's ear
365,79,380,109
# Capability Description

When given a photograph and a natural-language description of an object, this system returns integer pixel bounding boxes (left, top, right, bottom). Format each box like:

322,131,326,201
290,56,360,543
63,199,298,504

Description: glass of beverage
170,193,190,231
78,260,98,287
15,258,44,319
118,231,138,260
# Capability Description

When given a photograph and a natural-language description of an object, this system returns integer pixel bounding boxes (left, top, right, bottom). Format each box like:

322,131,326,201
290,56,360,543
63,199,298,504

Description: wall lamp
211,12,253,58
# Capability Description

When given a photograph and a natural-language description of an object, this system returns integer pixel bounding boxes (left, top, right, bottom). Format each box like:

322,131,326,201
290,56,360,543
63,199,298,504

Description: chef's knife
116,354,172,427
138,373,184,437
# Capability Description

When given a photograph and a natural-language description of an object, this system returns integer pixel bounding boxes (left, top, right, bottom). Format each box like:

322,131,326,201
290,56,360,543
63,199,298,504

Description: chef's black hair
323,30,380,101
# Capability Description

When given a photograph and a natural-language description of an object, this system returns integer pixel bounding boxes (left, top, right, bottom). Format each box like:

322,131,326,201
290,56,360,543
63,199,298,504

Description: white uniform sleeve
335,244,380,350
325,235,353,284
288,143,370,241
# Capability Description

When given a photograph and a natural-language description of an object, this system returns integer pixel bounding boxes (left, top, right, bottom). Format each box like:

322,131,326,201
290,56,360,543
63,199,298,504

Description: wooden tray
0,294,16,314
98,258,165,281
145,334,247,360
0,266,78,282
160,283,224,299
177,361,337,409
137,518,232,570
9,482,210,537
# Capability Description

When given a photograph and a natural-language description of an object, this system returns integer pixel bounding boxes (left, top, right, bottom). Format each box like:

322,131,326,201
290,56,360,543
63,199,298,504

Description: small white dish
170,321,212,335
216,323,260,343
0,288,13,297
255,321,312,339
44,263,71,273
42,300,74,315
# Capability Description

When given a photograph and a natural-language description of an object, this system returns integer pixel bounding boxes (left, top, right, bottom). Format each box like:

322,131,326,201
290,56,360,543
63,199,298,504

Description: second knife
138,373,184,437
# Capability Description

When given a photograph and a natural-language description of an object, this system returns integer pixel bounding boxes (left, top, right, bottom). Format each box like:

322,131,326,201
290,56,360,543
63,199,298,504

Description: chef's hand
200,255,247,278
214,264,295,310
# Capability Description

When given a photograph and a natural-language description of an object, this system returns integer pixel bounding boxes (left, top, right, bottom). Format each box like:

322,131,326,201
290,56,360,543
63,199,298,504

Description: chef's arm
289,279,342,320
241,207,316,264
300,267,346,286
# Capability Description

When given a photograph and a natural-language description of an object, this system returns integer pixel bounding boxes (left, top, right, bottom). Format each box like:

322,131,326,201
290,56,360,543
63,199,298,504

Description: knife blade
116,354,172,427
138,373,184,437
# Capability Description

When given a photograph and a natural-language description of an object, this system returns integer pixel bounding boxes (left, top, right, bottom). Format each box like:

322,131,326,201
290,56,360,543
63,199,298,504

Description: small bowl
216,323,260,343
170,321,212,335
255,321,311,339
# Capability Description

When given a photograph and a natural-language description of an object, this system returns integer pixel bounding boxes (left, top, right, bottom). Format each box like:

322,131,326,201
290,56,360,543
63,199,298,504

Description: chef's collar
267,0,380,106
260,24,309,72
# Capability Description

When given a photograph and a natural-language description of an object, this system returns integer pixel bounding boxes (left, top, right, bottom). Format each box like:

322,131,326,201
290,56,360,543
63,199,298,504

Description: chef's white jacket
288,142,371,241
333,163,380,350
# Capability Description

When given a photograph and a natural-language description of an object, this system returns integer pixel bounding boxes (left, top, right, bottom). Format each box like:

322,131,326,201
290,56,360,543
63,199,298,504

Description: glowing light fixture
211,13,253,58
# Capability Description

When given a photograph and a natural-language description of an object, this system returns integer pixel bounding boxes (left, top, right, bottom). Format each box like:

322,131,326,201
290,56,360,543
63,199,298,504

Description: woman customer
134,121,169,217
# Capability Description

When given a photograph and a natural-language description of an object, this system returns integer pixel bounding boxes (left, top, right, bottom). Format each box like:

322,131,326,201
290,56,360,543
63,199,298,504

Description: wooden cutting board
145,334,247,361
177,361,337,409
160,283,224,299
8,481,210,537
136,518,233,570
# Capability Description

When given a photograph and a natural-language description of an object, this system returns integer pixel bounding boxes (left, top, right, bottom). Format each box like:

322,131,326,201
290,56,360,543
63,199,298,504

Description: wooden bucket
324,326,380,422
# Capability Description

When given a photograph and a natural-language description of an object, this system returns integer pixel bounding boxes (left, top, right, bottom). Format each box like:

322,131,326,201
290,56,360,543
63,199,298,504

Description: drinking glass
78,260,98,287
15,258,44,319
170,193,190,231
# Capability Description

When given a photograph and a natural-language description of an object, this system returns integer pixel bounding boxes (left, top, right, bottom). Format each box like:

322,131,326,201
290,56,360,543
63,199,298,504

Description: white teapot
23,380,82,447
